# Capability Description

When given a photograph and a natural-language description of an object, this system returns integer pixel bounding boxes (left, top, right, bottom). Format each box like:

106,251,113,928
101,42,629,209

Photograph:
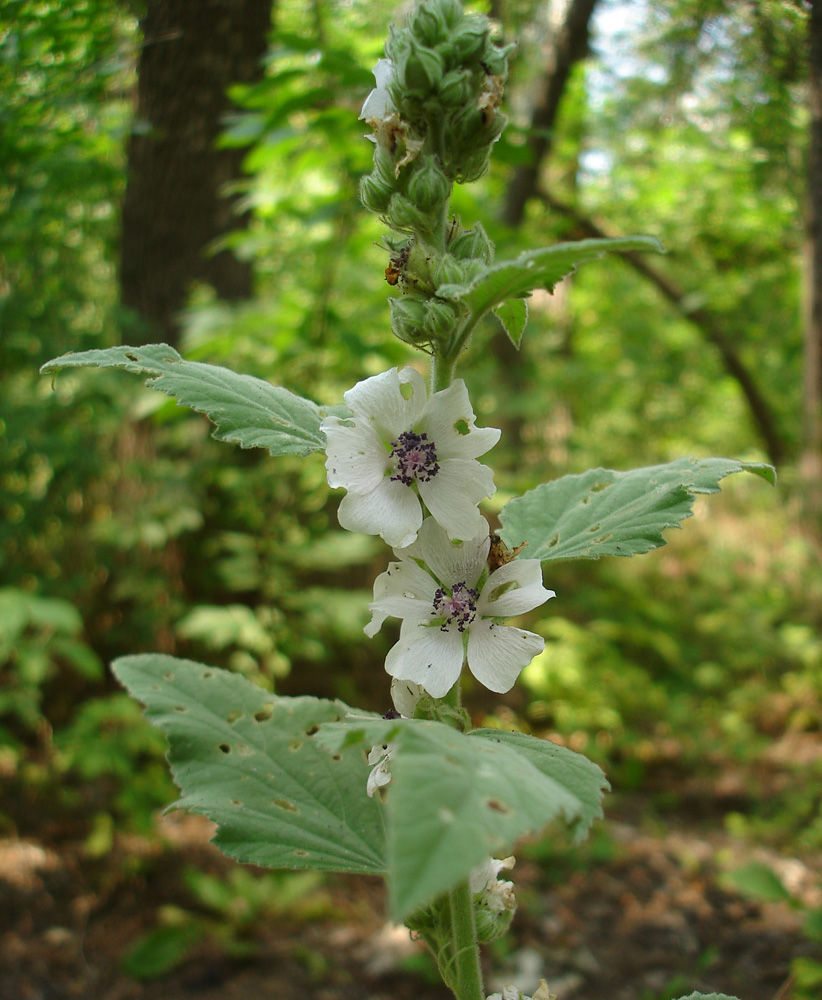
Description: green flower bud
389,294,428,345
424,298,459,338
430,253,466,288
450,221,494,264
409,4,442,47
403,43,444,93
439,68,474,108
450,19,488,62
407,159,451,212
359,172,394,215
475,901,514,944
438,0,464,30
387,192,430,233
373,145,397,187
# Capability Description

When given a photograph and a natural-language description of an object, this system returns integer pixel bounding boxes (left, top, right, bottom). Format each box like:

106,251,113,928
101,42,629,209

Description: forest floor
2,742,821,1000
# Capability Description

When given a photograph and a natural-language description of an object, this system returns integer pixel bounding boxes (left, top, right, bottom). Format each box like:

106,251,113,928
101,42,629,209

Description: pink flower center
433,582,479,632
389,430,440,485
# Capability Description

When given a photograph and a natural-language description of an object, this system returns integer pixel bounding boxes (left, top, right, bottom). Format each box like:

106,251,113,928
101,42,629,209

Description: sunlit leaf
41,344,339,456
499,457,775,562
113,655,386,875
316,718,607,921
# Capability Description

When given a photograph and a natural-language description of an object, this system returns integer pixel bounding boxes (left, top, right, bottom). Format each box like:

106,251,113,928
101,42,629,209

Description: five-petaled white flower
365,518,554,698
360,58,395,124
321,367,500,549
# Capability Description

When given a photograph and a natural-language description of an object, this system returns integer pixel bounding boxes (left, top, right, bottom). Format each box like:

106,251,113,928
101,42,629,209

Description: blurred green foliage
1,0,818,886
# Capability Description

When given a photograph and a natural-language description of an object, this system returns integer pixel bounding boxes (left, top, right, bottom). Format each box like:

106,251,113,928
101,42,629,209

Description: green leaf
112,655,386,875
492,297,529,348
439,237,663,335
499,457,776,562
316,718,607,922
121,921,205,980
722,861,792,903
470,729,608,841
41,344,335,457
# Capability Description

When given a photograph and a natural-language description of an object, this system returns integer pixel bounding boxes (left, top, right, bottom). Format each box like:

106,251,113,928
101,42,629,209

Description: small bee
487,533,527,572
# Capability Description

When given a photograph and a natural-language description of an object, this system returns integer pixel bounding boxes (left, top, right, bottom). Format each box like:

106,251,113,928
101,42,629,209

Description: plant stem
431,352,457,393
448,879,484,1000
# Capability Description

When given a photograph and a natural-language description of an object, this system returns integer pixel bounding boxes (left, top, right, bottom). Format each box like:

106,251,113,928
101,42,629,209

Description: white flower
365,518,554,698
366,742,396,797
390,677,425,718
321,368,500,549
470,855,516,913
360,58,395,123
488,983,554,1000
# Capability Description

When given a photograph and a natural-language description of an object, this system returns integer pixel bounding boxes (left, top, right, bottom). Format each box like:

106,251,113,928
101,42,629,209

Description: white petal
422,380,501,460
337,479,422,548
390,677,425,717
385,621,465,699
466,622,545,693
419,459,495,543
478,559,554,618
343,367,427,439
414,517,490,588
373,58,394,89
365,558,436,636
322,416,388,491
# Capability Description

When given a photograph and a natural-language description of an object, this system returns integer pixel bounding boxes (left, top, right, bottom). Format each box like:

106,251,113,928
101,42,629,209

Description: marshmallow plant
43,2,772,997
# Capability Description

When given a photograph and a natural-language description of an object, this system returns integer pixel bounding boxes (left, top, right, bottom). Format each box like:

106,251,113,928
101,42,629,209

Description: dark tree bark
802,0,822,528
120,0,273,346
502,0,599,228
539,189,787,468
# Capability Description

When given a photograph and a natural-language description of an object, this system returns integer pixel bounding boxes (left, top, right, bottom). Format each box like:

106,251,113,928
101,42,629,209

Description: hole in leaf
305,725,320,737
293,849,308,857
218,743,231,754
399,381,414,400
125,352,139,362
289,739,303,751
454,418,470,435
589,482,610,493
230,799,242,807
587,523,601,533
254,704,274,722
485,798,510,814
330,754,342,762
226,709,242,724
173,705,187,714
547,535,559,548
273,799,299,813
202,670,213,679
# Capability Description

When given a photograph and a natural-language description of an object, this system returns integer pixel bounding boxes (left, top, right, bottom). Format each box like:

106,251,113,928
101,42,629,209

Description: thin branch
537,188,787,466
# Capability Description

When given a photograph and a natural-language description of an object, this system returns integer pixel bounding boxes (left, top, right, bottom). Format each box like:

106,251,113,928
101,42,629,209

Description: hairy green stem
431,352,457,393
448,879,484,1000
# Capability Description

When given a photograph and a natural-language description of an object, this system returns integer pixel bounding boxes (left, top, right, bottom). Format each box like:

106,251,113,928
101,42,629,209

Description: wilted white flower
487,984,554,1000
360,58,395,123
366,742,396,797
365,518,554,698
321,367,500,549
470,855,516,913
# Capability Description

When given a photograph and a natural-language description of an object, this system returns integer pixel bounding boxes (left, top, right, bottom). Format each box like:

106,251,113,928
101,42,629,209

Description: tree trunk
802,0,822,530
502,0,599,229
120,0,273,346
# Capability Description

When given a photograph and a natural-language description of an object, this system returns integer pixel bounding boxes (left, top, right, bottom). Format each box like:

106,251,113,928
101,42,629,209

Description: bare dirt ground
1,788,820,1000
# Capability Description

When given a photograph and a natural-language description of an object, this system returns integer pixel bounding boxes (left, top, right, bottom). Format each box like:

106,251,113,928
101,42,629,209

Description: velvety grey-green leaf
112,655,386,875
41,344,332,456
317,718,600,921
469,729,608,842
499,457,776,562
492,297,529,348
439,237,662,320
